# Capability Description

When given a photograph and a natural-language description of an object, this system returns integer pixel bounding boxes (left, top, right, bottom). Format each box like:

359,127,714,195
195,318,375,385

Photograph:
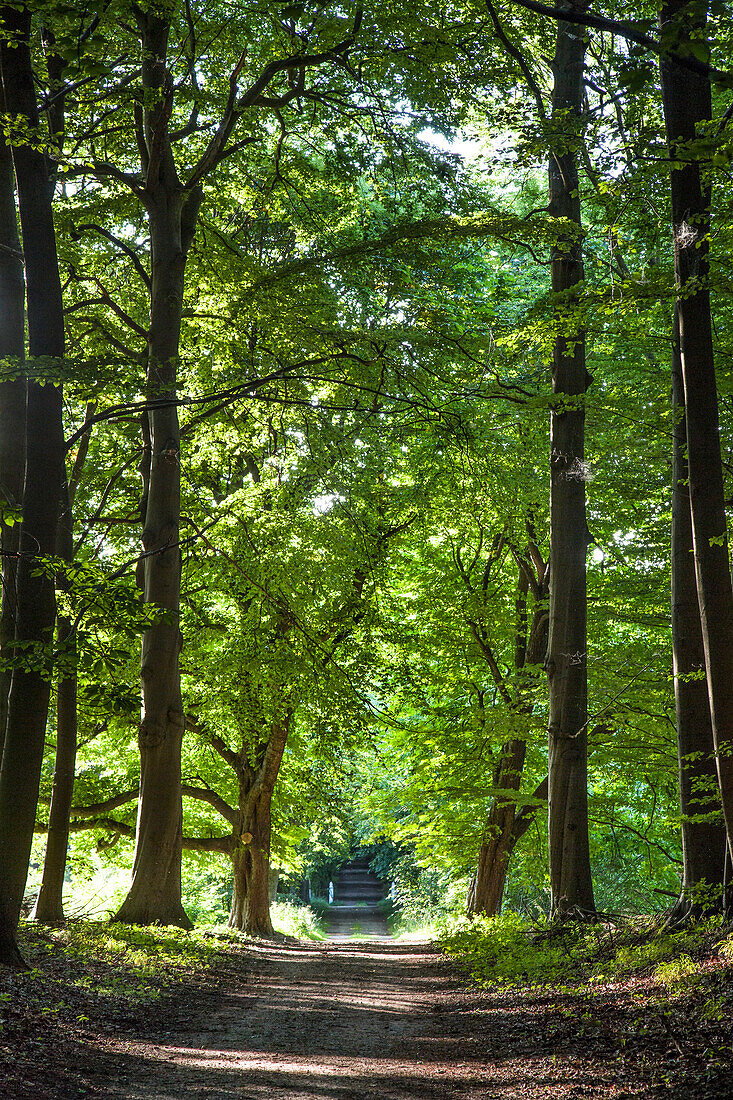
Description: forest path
92,938,646,1100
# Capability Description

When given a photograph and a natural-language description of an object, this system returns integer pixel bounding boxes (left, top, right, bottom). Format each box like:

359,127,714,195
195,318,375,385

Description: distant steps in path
324,858,389,939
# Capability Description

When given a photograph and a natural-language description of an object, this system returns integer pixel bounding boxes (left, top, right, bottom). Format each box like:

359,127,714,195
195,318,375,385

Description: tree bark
546,1,596,918
114,11,201,928
229,789,276,937
32,478,77,923
469,567,549,917
659,0,733,865
668,303,727,921
228,718,290,937
0,120,26,765
0,2,65,968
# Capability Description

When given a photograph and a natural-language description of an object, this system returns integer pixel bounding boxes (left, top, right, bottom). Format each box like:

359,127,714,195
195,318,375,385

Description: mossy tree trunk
227,717,290,937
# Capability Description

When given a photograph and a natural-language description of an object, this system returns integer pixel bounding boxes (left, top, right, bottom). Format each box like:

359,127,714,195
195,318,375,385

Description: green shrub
440,912,592,985
270,900,326,940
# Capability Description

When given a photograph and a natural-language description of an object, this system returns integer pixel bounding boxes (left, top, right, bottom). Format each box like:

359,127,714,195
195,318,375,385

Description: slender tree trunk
546,1,595,918
668,303,727,920
660,0,733,864
0,3,65,968
115,12,201,928
0,128,26,765
32,479,77,923
469,583,549,917
470,741,526,917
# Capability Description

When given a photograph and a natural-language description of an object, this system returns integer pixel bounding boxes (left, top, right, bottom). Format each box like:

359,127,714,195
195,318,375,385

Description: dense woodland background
0,0,732,968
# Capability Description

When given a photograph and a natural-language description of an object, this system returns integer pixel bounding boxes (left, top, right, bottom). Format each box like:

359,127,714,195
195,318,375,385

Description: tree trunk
228,718,290,937
469,586,549,918
0,3,65,968
114,198,192,927
660,0,733,865
546,1,596,918
32,479,77,924
229,790,276,937
668,303,727,921
114,12,201,928
0,118,26,765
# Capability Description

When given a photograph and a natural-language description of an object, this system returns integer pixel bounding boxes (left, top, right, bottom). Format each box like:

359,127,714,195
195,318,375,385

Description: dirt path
6,924,733,1098
98,940,472,1099
79,938,693,1100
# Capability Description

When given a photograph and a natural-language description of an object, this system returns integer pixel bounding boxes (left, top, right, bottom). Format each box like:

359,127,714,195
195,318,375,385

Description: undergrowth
15,920,225,1006
270,900,326,940
439,911,733,999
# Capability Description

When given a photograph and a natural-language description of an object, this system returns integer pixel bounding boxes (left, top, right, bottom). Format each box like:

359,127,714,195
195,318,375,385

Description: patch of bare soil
3,932,733,1099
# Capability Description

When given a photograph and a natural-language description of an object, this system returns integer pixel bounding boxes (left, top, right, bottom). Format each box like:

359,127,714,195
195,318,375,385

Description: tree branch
467,621,514,707
509,0,733,84
511,776,548,843
181,783,238,827
37,789,140,817
72,222,151,290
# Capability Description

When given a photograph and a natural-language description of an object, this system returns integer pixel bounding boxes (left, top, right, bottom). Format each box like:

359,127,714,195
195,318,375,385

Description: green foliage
271,900,327,940
441,913,589,986
17,0,733,941
441,914,729,1002
18,920,223,1005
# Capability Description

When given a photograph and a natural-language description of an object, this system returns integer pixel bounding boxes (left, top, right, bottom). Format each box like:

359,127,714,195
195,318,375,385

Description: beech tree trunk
32,480,77,924
228,718,290,937
229,790,276,937
669,304,727,920
660,1,733,862
0,3,65,968
0,125,26,763
114,11,201,928
546,2,596,918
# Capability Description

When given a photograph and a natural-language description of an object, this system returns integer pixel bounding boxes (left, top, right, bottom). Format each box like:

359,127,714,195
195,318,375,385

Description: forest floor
2,921,733,1099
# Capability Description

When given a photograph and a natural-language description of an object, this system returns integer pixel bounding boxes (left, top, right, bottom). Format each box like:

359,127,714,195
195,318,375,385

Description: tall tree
112,3,202,927
659,0,733,863
545,0,596,918
56,0,365,928
669,304,727,921
0,2,65,967
0,125,25,763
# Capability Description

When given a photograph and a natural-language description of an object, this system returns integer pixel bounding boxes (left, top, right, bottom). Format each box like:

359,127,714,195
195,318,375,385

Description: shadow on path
91,938,666,1100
